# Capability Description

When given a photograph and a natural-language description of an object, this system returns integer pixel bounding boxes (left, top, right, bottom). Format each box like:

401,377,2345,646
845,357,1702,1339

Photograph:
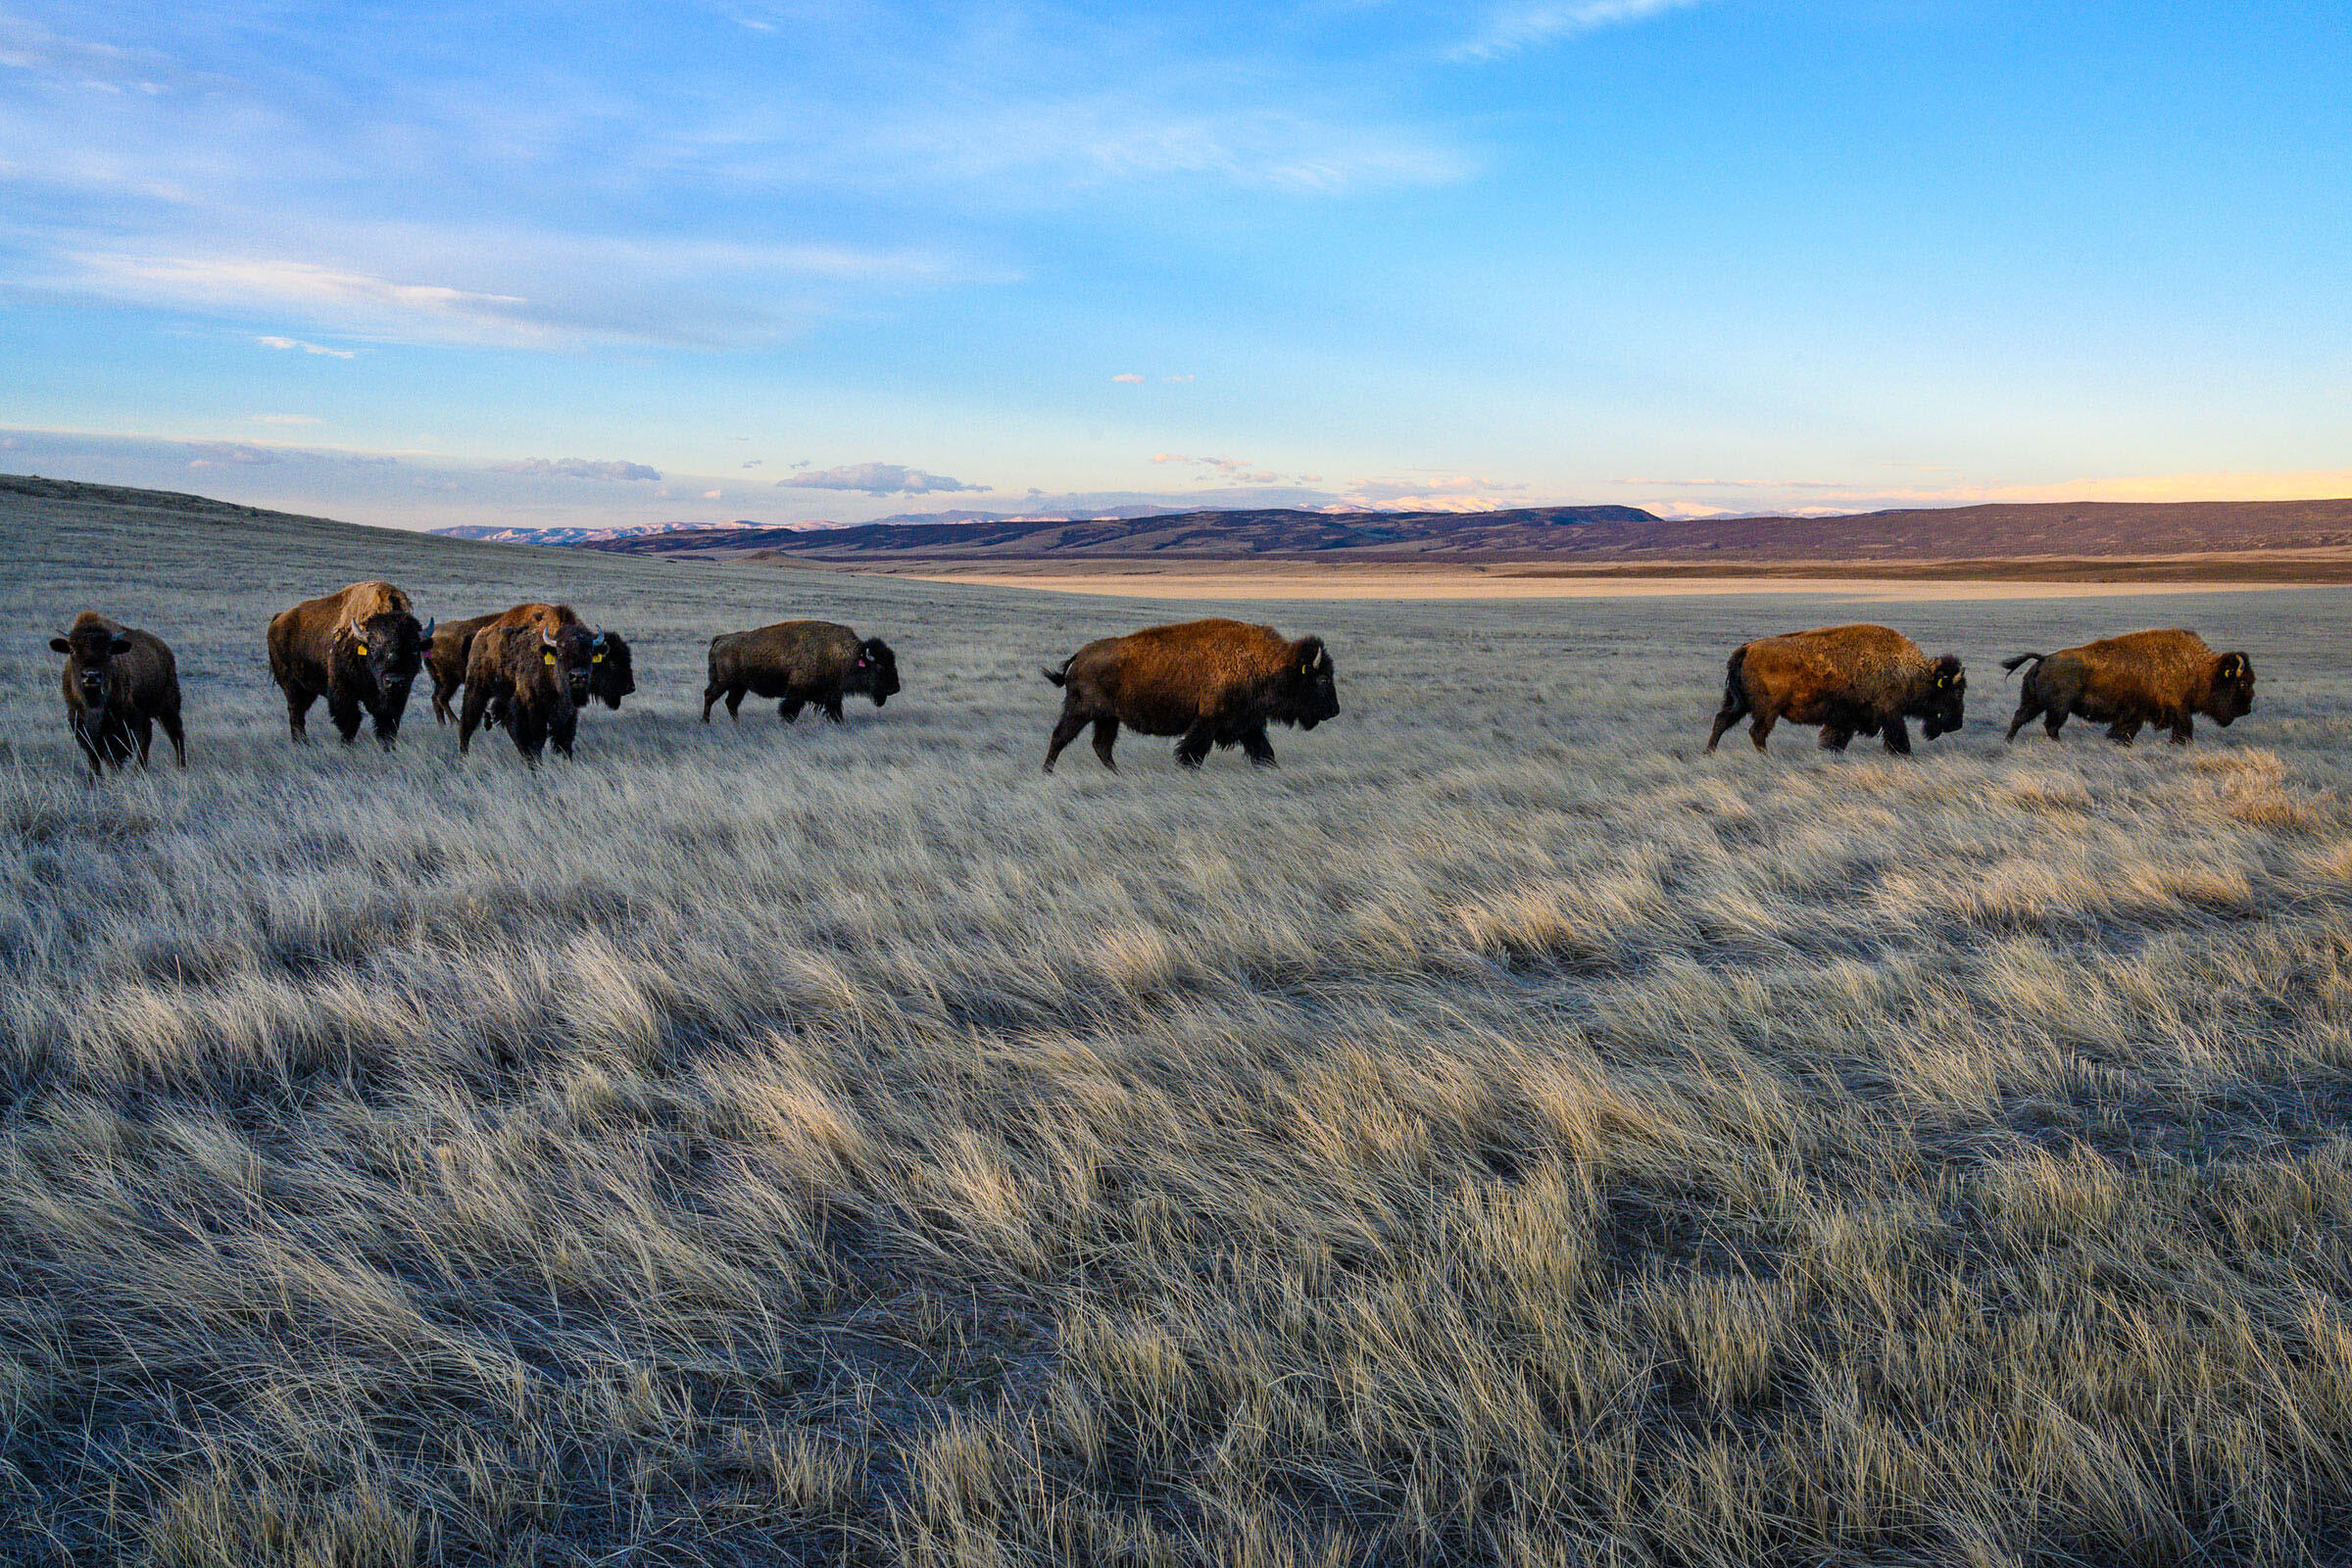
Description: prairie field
8,483,2352,1566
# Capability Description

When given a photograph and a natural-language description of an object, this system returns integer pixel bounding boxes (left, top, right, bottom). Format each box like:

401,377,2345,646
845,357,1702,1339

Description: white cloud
185,441,276,466
741,459,762,467
1347,474,1528,506
257,334,356,358
1163,373,1194,383
781,462,982,496
1111,372,1146,383
490,457,663,481
1453,0,1707,61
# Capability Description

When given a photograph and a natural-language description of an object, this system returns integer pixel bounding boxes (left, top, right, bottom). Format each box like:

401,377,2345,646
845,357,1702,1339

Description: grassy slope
5,484,2352,1565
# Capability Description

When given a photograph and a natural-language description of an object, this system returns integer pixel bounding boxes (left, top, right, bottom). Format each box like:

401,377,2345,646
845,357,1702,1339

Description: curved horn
422,616,436,638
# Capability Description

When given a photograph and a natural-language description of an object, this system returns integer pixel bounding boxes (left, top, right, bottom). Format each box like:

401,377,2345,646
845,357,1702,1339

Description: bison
458,619,594,763
428,605,629,725
704,621,900,725
424,612,503,723
267,581,429,748
2001,629,2254,745
1706,623,1965,756
49,612,186,779
1041,617,1339,772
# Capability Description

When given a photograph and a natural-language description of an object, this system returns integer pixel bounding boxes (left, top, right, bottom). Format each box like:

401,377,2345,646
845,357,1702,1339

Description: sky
2,0,2348,530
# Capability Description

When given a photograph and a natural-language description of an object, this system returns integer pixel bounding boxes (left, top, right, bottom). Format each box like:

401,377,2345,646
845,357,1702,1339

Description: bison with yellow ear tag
2002,630,2254,745
1041,618,1340,772
267,581,428,749
1706,623,1964,756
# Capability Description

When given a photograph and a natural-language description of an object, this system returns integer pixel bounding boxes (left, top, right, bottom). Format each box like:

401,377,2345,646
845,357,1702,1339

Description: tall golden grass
3,482,2352,1563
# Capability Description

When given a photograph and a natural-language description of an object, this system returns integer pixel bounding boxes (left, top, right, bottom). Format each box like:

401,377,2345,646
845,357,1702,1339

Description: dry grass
5,487,2352,1564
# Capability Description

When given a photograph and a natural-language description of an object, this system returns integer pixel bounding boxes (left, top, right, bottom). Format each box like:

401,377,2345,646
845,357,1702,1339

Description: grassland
5,480,2352,1565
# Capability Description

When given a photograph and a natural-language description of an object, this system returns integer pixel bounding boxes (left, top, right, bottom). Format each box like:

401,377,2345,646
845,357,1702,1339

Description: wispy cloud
490,457,663,481
247,413,323,425
1152,452,1293,484
1111,372,1146,383
780,462,983,495
185,441,276,467
1451,0,1707,61
257,334,356,358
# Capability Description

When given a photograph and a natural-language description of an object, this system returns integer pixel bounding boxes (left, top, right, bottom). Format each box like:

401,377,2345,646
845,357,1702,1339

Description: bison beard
1041,617,1340,772
50,612,186,780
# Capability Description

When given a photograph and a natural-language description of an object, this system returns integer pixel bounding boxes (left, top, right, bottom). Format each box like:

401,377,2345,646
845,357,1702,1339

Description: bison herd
46,576,2263,781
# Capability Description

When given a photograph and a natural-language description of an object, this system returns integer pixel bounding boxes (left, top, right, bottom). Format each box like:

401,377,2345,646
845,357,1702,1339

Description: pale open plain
6,480,2352,1565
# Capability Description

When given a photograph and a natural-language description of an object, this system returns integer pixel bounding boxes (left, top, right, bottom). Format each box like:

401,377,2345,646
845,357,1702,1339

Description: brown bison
1706,623,1965,756
49,612,186,778
427,610,635,722
423,612,503,723
458,619,594,763
704,621,900,724
267,581,429,748
2001,630,2254,745
1041,617,1340,772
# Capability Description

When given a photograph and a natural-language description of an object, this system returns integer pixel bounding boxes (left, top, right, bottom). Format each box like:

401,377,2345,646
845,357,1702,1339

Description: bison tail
1040,657,1073,688
1999,653,2046,678
1718,645,1747,710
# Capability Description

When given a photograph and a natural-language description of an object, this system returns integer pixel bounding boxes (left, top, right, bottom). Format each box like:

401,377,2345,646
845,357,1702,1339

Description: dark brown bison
1041,617,1340,772
267,581,429,748
424,612,503,723
2001,629,2254,745
704,621,900,724
49,612,185,779
1706,623,1965,756
458,620,594,763
583,629,634,710
427,610,634,722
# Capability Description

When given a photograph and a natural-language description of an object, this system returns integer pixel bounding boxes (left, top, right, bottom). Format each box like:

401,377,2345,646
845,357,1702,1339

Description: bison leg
510,703,546,764
1746,710,1778,751
551,705,578,760
133,712,155,767
70,715,106,779
373,700,406,752
1880,714,1912,756
159,695,186,767
701,681,721,722
724,685,747,722
1818,724,1853,752
1705,696,1750,753
2169,711,2195,745
821,696,846,723
1091,717,1121,770
2105,719,2141,746
2005,695,2043,742
1043,710,1090,772
779,698,804,724
1174,719,1216,769
328,693,366,745
283,685,316,742
1240,725,1278,767
430,673,458,724
457,684,491,756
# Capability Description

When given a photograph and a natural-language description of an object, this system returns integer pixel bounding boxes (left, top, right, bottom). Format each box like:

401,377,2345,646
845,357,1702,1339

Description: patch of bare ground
6,480,2352,1564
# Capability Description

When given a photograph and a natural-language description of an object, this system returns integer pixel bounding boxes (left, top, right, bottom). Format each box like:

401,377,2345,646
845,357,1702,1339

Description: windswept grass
4,484,2352,1563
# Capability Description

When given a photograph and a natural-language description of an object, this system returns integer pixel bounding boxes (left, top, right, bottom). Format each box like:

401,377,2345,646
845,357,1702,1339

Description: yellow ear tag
592,654,604,663
542,652,557,666
354,643,368,656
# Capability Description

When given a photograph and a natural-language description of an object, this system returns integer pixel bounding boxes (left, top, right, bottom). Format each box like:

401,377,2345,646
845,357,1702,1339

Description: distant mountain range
428,519,829,546
574,498,2352,564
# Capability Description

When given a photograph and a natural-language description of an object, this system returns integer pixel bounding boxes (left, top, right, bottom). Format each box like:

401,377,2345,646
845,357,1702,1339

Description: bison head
854,637,902,707
1916,655,1966,739
348,612,427,699
2208,651,2256,724
543,625,595,707
587,631,635,710
49,624,132,712
1279,637,1340,730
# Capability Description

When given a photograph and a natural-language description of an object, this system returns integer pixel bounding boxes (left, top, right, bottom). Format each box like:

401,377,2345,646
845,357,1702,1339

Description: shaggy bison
1041,617,1339,772
49,612,185,778
459,619,594,763
1706,623,1965,756
704,621,900,724
267,581,429,748
2001,629,2254,745
423,612,503,723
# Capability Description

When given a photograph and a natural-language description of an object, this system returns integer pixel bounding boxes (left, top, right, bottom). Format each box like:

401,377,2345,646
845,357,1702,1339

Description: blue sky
3,0,2347,528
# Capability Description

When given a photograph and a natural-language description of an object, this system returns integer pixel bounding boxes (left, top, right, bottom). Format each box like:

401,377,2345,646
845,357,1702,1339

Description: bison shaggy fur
267,580,428,748
459,619,594,763
50,611,185,779
1706,623,1965,756
424,612,503,723
703,621,900,725
2001,629,2254,746
1041,617,1340,772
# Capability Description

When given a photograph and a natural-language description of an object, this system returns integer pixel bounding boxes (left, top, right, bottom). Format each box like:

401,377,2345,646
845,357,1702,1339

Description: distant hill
579,498,2352,564
429,519,828,547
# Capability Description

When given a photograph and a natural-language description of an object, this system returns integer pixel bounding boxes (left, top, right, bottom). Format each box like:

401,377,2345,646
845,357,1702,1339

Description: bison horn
422,617,436,638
